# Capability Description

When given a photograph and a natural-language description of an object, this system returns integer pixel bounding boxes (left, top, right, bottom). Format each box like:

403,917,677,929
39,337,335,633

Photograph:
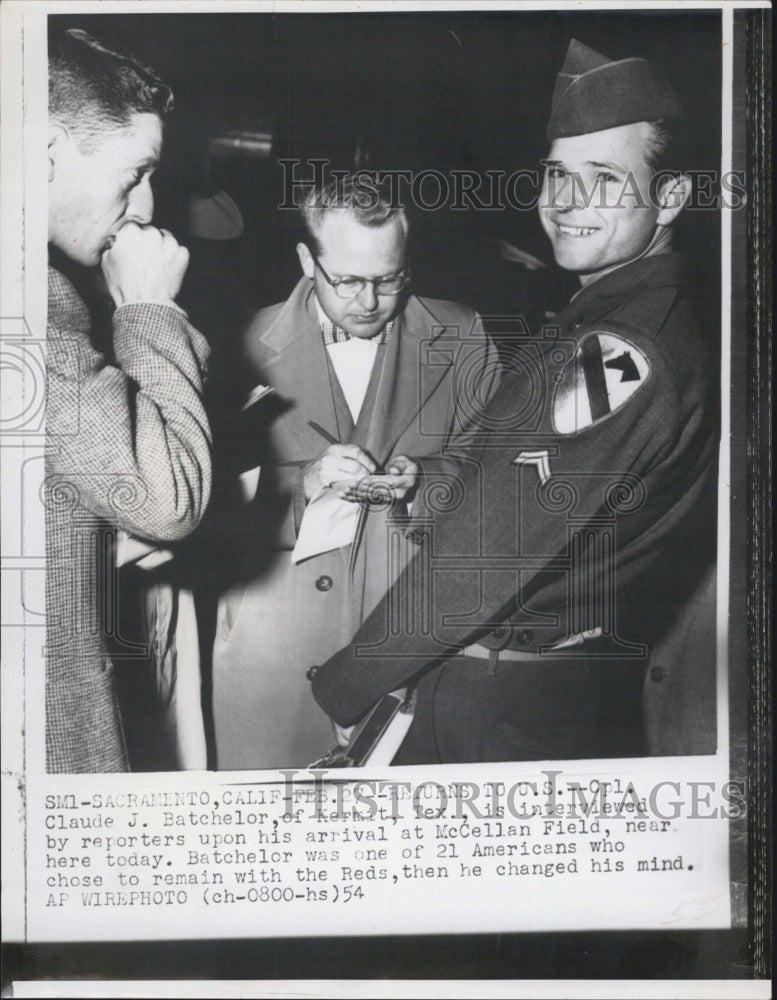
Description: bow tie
320,320,392,346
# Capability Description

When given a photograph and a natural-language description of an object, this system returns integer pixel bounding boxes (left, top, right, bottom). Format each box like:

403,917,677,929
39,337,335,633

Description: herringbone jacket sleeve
46,267,212,541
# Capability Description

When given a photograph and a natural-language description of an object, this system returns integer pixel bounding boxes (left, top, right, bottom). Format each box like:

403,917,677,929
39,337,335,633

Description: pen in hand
305,421,377,498
307,420,339,446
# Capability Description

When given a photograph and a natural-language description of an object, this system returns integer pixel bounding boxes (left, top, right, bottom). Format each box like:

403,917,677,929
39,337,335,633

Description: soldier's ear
296,241,315,279
48,125,70,181
656,174,692,226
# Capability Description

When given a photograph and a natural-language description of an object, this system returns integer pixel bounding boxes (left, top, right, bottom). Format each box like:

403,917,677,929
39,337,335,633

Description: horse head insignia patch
553,332,650,434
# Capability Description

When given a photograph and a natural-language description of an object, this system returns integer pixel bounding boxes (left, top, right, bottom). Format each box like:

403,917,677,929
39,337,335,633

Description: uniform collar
558,252,684,327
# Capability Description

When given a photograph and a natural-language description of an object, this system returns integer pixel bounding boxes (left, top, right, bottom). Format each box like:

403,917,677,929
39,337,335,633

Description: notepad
291,486,361,563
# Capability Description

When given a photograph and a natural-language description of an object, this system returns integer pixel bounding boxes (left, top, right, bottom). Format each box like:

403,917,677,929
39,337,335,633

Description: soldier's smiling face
539,121,662,283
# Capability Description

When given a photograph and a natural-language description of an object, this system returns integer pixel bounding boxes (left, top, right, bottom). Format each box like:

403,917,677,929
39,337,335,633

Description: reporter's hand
303,443,377,500
101,222,190,308
341,454,420,503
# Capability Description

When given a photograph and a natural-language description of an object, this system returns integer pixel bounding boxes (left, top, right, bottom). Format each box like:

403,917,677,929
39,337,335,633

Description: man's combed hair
644,117,695,182
299,173,408,253
49,28,174,151
643,117,699,212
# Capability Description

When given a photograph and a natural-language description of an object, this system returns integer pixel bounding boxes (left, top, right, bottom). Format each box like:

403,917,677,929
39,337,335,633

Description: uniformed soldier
310,40,719,764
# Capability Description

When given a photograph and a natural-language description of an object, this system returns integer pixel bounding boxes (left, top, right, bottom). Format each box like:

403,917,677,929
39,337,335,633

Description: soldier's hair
644,119,687,175
644,119,692,207
299,173,409,254
49,28,173,152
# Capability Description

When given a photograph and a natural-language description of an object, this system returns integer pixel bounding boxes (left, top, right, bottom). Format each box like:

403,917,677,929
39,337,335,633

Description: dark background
13,8,752,989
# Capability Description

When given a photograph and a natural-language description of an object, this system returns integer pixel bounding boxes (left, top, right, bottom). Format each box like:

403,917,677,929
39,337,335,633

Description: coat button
315,575,333,592
306,665,319,681
650,666,665,682
516,629,534,644
491,626,507,639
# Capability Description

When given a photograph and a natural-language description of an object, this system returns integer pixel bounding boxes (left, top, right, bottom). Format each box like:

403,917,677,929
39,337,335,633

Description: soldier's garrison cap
547,39,682,141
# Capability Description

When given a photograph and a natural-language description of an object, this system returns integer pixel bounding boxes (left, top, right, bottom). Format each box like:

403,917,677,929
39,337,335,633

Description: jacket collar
48,264,91,331
258,277,321,353
557,252,684,328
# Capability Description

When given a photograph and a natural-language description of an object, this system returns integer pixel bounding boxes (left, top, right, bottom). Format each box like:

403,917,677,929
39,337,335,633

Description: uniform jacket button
315,575,333,592
517,629,534,644
306,665,319,681
491,626,507,639
650,666,666,682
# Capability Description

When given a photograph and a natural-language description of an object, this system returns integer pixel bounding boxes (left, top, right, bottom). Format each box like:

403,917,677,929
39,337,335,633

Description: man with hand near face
210,174,500,768
46,29,211,772
312,42,719,764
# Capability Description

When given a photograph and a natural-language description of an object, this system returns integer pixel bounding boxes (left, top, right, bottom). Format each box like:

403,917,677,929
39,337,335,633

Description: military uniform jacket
312,253,718,762
46,265,211,773
211,277,500,768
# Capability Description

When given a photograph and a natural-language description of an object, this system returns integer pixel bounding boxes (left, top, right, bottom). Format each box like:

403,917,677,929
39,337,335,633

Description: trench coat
211,277,500,768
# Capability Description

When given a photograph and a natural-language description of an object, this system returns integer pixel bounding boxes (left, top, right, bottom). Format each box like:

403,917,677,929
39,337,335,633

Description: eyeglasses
310,251,411,299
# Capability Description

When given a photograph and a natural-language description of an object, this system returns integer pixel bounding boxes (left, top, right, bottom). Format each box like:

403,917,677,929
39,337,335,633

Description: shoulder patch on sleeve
553,331,651,434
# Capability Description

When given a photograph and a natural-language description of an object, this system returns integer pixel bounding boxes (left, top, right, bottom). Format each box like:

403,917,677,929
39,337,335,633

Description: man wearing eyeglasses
210,173,500,768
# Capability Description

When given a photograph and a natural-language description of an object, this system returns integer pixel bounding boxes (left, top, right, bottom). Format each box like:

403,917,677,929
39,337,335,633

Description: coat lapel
365,296,451,465
256,278,342,455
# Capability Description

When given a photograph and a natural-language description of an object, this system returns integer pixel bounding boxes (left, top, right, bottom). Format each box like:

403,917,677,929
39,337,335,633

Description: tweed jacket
210,277,500,769
313,253,719,763
45,265,212,773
